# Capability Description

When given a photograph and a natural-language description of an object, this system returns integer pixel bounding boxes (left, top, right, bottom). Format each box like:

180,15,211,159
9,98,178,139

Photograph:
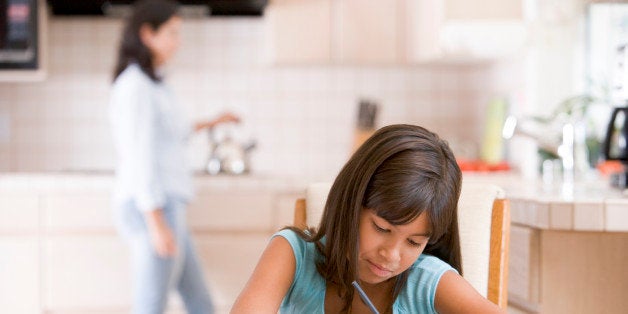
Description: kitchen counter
461,173,628,314
4,171,628,232
462,173,628,232
0,172,310,192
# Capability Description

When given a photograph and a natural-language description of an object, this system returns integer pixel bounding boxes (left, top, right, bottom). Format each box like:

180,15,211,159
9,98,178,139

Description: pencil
352,280,380,314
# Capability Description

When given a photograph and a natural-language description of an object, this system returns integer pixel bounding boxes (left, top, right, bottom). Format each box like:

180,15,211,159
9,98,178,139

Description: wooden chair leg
488,198,510,309
294,199,307,230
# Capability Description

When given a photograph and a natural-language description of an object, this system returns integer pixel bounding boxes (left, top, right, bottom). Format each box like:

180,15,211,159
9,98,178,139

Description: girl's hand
144,209,177,257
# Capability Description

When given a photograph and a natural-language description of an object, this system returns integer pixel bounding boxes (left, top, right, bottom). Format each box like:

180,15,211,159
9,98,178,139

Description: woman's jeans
114,197,214,314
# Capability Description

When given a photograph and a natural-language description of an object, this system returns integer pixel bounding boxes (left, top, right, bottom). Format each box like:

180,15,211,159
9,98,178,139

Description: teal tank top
274,229,457,314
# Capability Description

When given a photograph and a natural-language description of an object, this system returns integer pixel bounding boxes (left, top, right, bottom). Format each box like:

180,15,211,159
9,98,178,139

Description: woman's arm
193,112,240,132
144,208,177,257
434,271,505,314
230,236,296,313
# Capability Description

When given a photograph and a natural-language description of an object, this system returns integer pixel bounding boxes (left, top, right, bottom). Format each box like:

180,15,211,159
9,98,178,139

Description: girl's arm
434,271,505,314
230,236,296,313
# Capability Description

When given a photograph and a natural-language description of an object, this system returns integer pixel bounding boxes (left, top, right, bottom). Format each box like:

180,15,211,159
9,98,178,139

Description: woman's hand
194,112,241,132
144,209,177,257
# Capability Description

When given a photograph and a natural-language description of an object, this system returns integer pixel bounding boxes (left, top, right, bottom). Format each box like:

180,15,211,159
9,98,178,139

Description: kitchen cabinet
335,0,401,63
265,0,332,64
0,237,40,313
0,195,40,313
0,174,304,314
425,0,527,62
266,0,402,64
266,0,526,64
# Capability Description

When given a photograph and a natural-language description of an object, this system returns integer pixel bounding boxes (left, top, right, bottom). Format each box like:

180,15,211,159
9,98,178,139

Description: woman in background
109,1,237,313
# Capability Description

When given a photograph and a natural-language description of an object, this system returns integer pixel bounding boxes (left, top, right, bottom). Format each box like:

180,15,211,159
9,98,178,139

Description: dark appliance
46,0,268,17
603,105,628,187
0,0,38,70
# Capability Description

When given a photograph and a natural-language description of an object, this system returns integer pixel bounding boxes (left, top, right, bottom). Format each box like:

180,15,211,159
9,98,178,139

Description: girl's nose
378,242,401,264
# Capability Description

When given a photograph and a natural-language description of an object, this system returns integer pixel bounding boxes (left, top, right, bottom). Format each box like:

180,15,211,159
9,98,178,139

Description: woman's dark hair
113,0,179,82
288,124,462,312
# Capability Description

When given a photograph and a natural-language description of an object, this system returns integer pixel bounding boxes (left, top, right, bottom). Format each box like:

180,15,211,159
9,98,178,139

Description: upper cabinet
264,0,332,64
334,0,401,64
265,0,527,64
427,0,527,62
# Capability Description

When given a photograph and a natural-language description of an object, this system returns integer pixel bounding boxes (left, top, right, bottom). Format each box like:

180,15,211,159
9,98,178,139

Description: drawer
42,192,114,231
43,235,130,309
0,236,40,313
187,192,275,232
0,193,39,232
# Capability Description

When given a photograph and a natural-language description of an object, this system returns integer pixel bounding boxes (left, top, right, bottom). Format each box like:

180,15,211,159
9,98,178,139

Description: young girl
231,124,504,313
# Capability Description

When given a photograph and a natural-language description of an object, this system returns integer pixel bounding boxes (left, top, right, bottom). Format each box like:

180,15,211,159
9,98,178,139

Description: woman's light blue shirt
109,64,193,211
274,229,457,314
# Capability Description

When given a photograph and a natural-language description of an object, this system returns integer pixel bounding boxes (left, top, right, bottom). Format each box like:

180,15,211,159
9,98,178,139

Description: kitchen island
466,173,628,314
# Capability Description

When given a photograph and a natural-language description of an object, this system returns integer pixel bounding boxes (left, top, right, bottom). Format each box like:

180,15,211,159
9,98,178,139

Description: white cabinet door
265,0,332,64
0,194,40,231
335,0,402,63
187,191,275,232
444,0,523,20
0,236,40,314
43,235,131,311
43,192,113,230
405,0,444,62
266,0,401,64
194,233,271,313
407,0,526,62
0,194,41,313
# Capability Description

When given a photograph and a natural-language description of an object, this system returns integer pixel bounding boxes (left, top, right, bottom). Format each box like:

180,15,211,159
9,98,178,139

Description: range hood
46,0,268,17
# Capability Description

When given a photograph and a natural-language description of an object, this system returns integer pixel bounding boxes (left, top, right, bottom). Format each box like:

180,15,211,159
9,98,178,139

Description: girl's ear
139,23,154,48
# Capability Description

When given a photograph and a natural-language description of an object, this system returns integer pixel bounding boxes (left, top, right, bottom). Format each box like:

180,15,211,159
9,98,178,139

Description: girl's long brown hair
287,124,462,312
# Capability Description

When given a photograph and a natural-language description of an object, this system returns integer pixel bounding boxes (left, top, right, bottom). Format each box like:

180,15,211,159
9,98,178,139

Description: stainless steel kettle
205,126,256,175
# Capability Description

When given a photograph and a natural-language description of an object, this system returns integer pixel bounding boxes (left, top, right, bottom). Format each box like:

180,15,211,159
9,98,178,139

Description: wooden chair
293,181,510,309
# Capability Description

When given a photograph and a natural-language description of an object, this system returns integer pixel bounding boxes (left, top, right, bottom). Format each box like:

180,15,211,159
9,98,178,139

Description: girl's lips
367,260,392,277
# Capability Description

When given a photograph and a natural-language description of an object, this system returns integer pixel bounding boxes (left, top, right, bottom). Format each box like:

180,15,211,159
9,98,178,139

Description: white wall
0,17,518,180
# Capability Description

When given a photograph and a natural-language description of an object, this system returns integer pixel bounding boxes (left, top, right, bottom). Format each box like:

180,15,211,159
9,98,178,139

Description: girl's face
141,15,182,67
357,209,431,284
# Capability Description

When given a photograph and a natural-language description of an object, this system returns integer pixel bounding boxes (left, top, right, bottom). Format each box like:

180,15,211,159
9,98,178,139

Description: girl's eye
372,222,389,233
407,239,422,248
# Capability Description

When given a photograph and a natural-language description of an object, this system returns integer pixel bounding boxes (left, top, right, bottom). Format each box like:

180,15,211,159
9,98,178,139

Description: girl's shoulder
272,229,326,312
393,255,457,313
410,254,455,272
272,229,316,261
406,254,457,284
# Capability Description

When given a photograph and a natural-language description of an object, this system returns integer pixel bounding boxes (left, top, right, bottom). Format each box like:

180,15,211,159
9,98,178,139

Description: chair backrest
293,181,510,309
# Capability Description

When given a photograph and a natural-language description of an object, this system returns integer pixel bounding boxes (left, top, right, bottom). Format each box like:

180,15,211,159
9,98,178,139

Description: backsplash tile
0,18,506,180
